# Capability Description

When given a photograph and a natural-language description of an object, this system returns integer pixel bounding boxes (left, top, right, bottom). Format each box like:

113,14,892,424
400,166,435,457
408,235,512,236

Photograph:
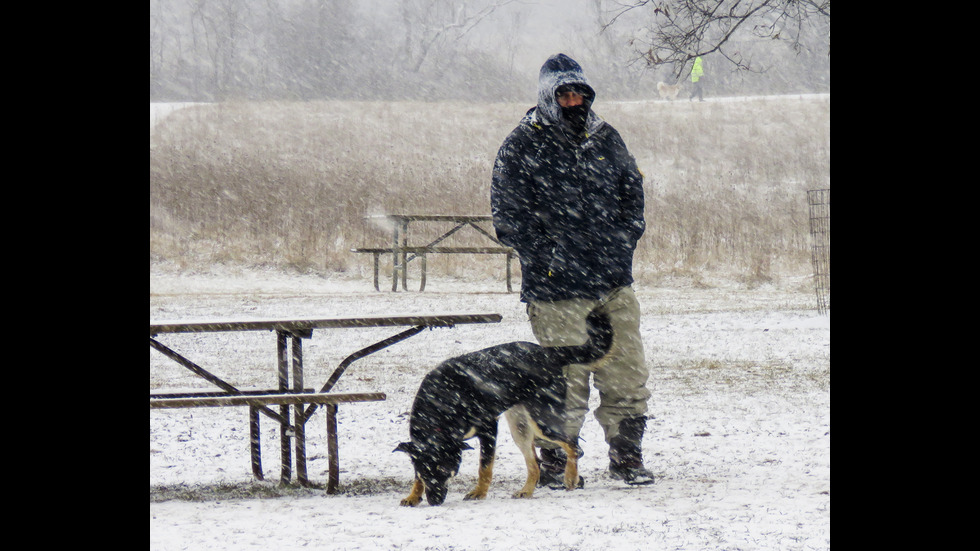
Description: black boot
537,446,586,489
537,447,565,488
609,417,656,485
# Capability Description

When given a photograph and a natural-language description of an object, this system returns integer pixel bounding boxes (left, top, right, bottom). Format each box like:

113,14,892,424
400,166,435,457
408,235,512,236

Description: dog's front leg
464,431,496,500
400,476,425,506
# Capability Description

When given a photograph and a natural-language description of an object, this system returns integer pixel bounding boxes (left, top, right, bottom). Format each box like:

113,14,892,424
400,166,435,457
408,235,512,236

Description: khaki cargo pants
527,285,650,445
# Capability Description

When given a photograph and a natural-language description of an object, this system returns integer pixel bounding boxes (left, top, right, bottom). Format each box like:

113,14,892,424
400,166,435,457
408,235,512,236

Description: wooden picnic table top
364,214,492,223
150,391,388,409
149,313,503,336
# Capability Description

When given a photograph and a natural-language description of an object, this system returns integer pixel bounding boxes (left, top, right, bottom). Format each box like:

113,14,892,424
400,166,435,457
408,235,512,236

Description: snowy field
149,264,830,550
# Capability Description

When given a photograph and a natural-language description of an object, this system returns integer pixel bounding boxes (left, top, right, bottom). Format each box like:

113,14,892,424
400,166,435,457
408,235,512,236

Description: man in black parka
491,53,655,485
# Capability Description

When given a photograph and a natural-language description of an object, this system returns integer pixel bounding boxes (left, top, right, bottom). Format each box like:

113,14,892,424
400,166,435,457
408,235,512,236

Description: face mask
561,104,589,137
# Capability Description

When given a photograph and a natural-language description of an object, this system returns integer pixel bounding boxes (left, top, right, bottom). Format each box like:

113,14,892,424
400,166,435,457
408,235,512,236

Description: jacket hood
532,53,602,133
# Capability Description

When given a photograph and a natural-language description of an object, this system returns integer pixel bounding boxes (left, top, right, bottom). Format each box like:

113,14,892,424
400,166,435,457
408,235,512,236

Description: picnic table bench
150,313,502,493
352,215,515,292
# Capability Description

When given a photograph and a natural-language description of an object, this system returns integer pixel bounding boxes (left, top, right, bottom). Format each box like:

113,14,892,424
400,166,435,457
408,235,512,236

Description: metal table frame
366,214,509,291
150,313,502,491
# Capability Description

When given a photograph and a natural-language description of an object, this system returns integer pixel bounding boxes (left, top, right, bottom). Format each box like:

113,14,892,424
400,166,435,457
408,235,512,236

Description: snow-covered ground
151,102,201,129
150,264,829,550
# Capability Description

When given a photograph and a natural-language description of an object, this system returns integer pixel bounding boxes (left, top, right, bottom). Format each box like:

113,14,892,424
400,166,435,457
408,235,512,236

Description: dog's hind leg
464,428,497,500
505,406,542,498
400,476,425,507
558,440,579,491
514,403,584,493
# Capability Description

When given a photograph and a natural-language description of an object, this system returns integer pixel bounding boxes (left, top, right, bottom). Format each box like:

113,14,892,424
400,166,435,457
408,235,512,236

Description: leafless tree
398,0,517,73
595,0,830,80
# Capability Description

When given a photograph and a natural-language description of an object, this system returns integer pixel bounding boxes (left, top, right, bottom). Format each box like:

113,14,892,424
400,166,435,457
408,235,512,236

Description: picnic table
352,214,515,292
150,313,502,493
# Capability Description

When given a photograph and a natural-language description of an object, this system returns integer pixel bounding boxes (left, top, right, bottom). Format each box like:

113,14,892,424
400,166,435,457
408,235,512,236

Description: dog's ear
393,441,416,455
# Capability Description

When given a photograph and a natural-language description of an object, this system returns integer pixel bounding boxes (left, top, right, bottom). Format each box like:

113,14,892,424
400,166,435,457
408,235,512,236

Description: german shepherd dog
395,311,613,506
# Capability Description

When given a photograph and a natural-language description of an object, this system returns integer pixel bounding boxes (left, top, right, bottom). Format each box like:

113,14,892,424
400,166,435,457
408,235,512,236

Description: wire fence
807,189,830,315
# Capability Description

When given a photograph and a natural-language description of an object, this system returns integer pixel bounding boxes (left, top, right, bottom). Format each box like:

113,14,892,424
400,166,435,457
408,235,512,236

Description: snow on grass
150,265,829,550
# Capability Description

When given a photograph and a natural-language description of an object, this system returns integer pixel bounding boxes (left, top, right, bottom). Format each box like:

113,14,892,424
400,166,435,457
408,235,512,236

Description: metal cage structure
807,189,830,315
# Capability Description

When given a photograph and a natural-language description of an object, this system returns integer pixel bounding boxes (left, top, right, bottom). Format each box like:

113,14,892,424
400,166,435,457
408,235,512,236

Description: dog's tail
550,310,614,365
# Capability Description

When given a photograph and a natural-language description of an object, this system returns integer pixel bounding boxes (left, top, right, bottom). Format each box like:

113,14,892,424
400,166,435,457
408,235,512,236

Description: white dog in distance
657,81,681,101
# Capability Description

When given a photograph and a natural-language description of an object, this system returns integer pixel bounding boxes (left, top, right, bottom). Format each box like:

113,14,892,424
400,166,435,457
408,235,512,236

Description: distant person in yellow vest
689,56,704,102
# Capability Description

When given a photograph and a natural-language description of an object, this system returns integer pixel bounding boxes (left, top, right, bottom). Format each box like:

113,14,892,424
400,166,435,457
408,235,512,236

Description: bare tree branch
401,0,518,73
596,0,829,80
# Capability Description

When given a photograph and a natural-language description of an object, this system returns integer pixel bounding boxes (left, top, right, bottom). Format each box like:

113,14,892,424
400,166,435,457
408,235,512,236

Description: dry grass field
150,94,829,288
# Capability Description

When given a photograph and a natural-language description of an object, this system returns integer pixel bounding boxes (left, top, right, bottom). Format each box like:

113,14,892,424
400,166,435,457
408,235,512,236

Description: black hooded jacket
491,53,645,302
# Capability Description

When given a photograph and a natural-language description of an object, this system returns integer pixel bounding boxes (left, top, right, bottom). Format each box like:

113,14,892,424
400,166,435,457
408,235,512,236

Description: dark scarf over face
561,103,590,140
